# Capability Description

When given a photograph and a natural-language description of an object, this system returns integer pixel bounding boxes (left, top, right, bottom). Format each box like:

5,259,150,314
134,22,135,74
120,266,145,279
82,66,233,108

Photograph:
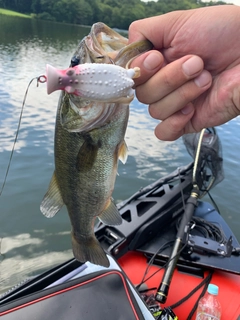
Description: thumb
129,15,174,49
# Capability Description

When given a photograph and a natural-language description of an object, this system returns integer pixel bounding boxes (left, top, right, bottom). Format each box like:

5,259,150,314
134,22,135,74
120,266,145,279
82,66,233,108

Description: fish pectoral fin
98,199,122,226
76,137,99,171
40,171,64,218
118,140,128,164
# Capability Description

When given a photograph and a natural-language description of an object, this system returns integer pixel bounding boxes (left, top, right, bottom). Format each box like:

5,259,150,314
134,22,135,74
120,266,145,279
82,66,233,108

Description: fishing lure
46,63,140,103
0,63,140,197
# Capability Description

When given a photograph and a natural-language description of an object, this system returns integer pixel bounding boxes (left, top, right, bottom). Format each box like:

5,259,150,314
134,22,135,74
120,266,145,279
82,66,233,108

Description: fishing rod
155,127,221,304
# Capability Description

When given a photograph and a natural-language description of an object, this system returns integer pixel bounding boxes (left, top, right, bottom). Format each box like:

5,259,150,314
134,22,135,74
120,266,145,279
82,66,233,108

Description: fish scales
40,22,152,267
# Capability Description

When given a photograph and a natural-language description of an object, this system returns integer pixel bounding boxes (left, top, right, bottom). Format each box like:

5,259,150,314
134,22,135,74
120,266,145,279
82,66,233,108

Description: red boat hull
119,251,240,320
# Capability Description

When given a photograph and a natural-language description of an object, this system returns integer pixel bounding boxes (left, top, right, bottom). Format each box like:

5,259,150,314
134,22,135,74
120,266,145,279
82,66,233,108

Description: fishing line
206,190,221,214
0,75,46,197
0,238,2,257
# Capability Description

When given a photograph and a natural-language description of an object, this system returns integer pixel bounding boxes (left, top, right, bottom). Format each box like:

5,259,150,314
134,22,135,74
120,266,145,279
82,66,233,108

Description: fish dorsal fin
40,171,64,218
118,140,128,164
98,199,122,226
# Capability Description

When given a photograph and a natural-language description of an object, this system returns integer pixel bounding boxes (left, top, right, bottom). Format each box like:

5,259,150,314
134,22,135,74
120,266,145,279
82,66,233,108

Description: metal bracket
184,234,233,257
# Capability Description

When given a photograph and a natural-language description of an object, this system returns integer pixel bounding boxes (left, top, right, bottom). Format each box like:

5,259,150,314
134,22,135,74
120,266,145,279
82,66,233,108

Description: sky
141,0,240,5
208,0,240,4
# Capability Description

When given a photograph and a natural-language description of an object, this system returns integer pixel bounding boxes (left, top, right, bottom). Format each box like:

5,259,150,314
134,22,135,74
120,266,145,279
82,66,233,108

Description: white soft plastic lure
46,63,140,103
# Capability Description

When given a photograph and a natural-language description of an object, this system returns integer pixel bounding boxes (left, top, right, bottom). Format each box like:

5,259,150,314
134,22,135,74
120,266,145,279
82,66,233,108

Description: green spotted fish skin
40,22,152,267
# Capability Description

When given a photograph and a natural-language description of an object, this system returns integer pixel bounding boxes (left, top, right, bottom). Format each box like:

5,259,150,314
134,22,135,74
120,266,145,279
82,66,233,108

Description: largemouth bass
40,23,152,267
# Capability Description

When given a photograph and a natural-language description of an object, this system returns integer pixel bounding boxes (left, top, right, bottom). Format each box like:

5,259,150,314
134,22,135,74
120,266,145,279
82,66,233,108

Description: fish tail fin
71,234,110,268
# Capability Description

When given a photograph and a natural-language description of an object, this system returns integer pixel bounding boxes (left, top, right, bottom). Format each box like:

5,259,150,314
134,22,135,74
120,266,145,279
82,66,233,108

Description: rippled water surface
0,15,240,294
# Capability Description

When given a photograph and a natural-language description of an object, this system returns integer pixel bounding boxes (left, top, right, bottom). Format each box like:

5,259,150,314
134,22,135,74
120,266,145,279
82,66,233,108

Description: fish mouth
60,23,153,133
71,22,153,67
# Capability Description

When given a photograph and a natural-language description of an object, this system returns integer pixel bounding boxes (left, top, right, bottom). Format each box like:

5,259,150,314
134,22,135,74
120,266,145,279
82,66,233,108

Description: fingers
149,69,212,120
150,63,211,140
130,50,164,86
132,53,212,141
154,104,195,141
135,55,210,104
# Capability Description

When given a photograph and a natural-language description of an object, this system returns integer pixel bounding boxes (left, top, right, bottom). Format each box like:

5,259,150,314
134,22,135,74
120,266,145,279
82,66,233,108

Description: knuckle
161,68,174,90
177,85,189,102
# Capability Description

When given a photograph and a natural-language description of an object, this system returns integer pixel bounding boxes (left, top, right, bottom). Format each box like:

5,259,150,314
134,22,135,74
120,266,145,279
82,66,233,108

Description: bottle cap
207,284,219,295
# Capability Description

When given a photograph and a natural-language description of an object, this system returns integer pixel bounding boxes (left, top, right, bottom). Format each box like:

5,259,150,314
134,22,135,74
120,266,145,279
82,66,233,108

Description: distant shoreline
0,8,93,28
0,8,31,18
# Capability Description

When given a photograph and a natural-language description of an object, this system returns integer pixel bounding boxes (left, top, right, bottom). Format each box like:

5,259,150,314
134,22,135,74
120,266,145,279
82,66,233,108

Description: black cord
187,270,214,320
136,240,174,290
206,190,221,214
176,215,226,243
136,241,189,290
169,270,213,311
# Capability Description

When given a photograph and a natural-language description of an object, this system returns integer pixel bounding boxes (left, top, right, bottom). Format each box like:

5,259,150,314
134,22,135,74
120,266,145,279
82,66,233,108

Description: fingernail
194,70,212,87
143,52,162,70
182,56,203,76
181,103,194,115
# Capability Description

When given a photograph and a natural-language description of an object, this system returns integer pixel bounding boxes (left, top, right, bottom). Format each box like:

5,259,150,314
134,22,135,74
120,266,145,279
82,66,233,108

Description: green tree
87,0,99,23
31,0,41,14
97,2,113,26
0,0,230,28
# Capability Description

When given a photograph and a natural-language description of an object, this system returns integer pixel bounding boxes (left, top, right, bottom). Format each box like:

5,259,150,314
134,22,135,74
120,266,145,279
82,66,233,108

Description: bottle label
196,313,220,320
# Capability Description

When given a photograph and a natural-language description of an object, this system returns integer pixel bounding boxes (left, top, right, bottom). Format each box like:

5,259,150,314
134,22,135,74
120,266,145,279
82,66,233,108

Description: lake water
0,15,240,295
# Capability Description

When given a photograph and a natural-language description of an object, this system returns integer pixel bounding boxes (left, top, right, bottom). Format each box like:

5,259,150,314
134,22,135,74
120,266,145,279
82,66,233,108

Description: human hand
129,5,240,140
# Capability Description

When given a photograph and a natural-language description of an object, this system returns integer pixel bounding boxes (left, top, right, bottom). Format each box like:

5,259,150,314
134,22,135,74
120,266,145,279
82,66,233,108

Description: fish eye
71,56,80,67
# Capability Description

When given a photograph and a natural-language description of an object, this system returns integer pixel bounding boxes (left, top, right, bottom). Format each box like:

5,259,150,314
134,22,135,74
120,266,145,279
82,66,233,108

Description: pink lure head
46,63,138,103
46,64,80,95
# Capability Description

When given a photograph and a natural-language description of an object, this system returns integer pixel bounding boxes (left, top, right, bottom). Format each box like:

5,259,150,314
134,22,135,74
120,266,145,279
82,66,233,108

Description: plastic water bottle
195,284,221,320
